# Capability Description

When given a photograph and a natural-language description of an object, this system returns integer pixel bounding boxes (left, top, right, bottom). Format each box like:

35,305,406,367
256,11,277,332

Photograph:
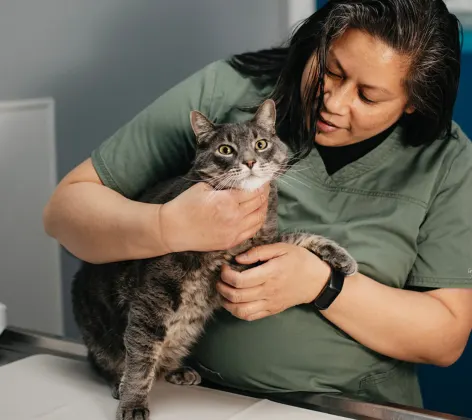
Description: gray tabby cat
71,99,357,420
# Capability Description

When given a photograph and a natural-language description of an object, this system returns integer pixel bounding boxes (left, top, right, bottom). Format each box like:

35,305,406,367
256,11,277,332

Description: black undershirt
315,123,397,175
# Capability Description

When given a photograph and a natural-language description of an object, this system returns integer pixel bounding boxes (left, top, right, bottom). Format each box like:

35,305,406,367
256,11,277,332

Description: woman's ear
405,104,415,114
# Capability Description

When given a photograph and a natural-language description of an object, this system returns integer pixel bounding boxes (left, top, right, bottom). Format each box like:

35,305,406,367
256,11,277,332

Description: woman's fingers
221,299,267,321
238,191,267,216
220,263,269,289
236,243,290,264
216,280,265,303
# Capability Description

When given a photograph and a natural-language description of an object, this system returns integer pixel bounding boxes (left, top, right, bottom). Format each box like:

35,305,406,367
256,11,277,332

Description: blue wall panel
418,49,472,419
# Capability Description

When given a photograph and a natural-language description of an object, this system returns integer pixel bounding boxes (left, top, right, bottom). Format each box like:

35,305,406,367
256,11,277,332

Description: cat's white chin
238,175,270,191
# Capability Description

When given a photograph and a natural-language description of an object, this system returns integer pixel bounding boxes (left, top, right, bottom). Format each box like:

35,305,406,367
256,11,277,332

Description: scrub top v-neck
315,123,397,176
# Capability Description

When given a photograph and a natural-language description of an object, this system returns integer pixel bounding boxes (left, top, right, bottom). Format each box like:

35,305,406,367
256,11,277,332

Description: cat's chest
171,273,220,330
179,252,227,309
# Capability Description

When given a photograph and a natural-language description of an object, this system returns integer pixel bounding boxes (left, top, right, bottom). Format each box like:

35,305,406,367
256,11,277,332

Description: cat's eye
218,145,234,155
255,140,268,150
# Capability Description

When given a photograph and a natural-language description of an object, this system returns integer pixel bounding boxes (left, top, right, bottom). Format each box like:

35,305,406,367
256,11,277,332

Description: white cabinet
0,98,62,336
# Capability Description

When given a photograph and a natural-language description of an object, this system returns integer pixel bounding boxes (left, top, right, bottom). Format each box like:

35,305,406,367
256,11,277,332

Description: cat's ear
253,99,276,132
190,110,215,141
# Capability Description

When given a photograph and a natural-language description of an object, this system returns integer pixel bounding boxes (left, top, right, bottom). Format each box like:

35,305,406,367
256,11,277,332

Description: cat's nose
243,160,256,169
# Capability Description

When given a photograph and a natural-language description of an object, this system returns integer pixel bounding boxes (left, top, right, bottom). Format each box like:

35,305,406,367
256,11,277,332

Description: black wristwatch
312,264,345,310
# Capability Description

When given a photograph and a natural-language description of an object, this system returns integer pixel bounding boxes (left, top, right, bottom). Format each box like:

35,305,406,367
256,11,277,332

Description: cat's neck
225,180,279,257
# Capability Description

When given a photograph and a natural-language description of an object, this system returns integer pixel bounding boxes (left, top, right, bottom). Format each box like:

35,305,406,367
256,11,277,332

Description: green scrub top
90,60,472,407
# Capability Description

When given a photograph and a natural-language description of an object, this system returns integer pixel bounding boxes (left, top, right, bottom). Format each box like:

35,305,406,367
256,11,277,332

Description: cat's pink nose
244,160,255,169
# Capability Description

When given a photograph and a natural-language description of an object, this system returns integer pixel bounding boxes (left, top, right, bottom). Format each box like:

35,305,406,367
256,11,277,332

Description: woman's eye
255,139,268,150
327,69,342,79
359,91,376,105
218,145,234,155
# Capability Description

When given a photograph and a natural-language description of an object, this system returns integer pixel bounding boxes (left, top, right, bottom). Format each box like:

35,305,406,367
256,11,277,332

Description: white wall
287,0,315,32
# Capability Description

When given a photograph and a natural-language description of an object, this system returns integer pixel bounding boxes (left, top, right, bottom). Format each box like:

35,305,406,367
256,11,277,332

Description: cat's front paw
116,403,149,420
314,240,358,276
165,366,201,386
280,233,358,276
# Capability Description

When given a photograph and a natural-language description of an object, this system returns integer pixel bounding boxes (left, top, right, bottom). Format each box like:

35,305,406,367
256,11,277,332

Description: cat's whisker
229,176,243,191
229,175,244,190
181,170,236,184
208,172,238,182
217,172,242,192
272,165,310,176
275,176,311,191
279,165,311,173
207,174,238,199
208,171,239,185
259,165,310,188
277,161,311,172
206,186,225,201
276,177,293,189
277,173,311,189
287,149,309,160
206,186,223,202
219,173,238,187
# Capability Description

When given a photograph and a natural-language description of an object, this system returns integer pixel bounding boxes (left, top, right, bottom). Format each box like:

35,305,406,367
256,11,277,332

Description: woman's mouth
316,116,341,133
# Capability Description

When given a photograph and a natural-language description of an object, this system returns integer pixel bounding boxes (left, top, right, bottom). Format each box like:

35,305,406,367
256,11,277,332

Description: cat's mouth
236,163,287,191
202,163,285,192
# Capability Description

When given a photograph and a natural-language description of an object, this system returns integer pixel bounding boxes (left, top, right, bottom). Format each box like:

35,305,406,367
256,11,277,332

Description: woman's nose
323,79,352,116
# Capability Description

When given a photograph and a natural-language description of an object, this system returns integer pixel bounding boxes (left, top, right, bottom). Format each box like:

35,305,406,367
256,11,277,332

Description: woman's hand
159,182,270,253
217,243,331,321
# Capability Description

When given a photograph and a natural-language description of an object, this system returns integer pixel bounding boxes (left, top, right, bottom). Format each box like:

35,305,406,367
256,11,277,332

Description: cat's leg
116,306,168,420
280,232,358,275
159,339,202,386
87,349,124,400
159,314,211,386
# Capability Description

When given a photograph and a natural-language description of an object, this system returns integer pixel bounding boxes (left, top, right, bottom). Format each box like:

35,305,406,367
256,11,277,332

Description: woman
43,0,472,408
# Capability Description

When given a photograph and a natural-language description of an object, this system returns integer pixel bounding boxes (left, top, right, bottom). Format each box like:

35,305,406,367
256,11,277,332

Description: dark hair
228,0,463,160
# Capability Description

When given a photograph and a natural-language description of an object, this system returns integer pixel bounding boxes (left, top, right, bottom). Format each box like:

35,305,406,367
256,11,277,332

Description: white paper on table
227,399,345,420
0,354,348,420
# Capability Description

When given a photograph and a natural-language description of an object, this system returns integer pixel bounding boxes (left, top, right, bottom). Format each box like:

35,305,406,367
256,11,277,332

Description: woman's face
301,28,414,147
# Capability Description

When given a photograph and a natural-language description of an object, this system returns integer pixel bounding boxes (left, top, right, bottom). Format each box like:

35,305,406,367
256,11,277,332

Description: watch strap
313,265,345,310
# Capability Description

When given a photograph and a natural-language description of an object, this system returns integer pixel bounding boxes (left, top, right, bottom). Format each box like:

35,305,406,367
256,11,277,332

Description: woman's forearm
43,182,169,264
322,272,468,366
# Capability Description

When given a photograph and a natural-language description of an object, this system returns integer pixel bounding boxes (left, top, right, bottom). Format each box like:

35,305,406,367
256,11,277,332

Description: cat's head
189,99,289,191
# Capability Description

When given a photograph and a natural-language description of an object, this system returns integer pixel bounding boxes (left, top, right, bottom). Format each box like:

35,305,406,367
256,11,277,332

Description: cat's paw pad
165,366,201,386
116,405,149,420
315,242,358,276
